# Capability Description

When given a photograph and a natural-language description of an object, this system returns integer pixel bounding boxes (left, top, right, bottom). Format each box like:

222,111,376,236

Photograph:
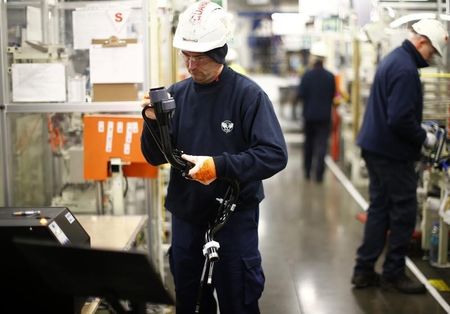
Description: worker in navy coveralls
295,41,336,183
351,19,448,294
141,1,288,313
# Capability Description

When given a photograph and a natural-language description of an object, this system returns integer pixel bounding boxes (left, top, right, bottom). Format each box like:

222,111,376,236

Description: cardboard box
92,83,138,102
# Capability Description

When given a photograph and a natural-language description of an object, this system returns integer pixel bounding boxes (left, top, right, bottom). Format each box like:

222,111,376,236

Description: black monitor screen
0,207,90,313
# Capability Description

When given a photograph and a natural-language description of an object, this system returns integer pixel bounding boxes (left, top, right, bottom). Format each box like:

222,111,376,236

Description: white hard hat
310,41,327,58
173,1,230,52
412,19,449,56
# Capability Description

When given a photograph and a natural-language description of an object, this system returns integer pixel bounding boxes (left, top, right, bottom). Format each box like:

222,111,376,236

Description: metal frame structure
0,0,151,204
0,0,11,205
0,0,176,283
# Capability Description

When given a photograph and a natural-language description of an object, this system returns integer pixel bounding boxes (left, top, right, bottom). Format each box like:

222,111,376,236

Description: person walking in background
351,19,448,294
141,1,288,313
295,41,336,183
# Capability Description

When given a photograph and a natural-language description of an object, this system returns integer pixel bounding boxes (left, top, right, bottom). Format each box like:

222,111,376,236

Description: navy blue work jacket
357,40,428,161
298,64,336,122
141,66,288,225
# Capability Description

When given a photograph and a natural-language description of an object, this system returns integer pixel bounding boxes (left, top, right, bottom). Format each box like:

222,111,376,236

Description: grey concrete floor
258,143,447,314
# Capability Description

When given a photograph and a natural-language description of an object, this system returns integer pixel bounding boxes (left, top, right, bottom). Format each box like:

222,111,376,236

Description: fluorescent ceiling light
271,13,307,35
390,13,450,28
271,12,307,21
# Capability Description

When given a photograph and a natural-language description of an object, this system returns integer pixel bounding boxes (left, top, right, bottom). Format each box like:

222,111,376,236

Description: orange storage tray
83,114,158,180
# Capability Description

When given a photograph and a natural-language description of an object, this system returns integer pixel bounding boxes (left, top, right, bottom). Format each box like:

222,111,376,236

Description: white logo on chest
221,120,234,133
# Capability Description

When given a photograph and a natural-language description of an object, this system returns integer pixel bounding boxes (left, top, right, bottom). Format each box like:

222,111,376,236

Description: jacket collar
402,40,429,69
192,65,232,91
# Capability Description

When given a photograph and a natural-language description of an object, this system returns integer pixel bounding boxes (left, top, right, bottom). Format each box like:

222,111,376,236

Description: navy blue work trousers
169,206,264,314
354,150,418,279
303,121,331,181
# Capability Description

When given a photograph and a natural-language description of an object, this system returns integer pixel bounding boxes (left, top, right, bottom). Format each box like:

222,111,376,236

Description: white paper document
12,63,66,102
26,6,43,42
72,8,130,50
89,43,143,83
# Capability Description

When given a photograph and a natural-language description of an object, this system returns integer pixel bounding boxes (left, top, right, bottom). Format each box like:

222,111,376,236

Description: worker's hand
181,154,217,185
424,132,437,149
142,94,156,120
421,122,434,133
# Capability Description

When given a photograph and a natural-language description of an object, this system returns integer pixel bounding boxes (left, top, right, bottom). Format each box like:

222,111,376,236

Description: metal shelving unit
0,0,177,289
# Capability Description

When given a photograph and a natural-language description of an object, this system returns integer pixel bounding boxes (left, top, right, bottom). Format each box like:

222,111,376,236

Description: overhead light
271,12,307,21
271,13,308,35
389,13,444,28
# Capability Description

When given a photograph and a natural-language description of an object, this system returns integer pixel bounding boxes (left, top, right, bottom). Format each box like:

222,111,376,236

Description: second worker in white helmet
141,1,288,313
351,19,448,294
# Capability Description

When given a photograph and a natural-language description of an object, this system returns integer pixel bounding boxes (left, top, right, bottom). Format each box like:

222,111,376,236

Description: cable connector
202,240,220,260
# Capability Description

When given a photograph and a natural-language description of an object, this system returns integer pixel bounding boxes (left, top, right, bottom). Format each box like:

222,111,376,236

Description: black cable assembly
141,87,240,313
195,177,239,314
142,87,193,177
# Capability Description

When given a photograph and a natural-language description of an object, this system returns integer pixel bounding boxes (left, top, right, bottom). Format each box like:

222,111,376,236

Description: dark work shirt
357,40,428,161
141,66,288,225
298,63,336,122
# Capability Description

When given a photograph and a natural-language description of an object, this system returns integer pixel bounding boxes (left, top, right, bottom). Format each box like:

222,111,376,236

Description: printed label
98,121,105,133
65,212,75,224
117,121,124,134
131,122,139,133
49,221,70,245
105,121,114,152
124,143,131,155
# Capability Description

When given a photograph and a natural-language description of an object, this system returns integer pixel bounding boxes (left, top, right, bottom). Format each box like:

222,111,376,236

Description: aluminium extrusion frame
0,0,167,286
0,0,151,202
0,0,11,206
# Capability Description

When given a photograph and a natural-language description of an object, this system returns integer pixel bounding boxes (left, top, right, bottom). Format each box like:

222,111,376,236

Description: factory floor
139,74,450,314
255,74,449,314
258,142,446,313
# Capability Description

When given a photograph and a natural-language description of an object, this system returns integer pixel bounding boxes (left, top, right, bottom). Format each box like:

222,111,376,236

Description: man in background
351,19,448,294
295,41,336,183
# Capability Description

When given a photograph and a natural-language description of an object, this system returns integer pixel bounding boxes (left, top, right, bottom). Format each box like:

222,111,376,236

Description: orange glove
181,154,217,185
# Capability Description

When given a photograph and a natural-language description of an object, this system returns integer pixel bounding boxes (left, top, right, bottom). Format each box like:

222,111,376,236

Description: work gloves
424,132,437,149
421,122,438,149
141,93,217,185
182,154,217,185
142,93,217,185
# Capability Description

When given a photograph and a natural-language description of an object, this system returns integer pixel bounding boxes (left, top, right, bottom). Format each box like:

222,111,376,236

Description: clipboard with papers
89,36,144,84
